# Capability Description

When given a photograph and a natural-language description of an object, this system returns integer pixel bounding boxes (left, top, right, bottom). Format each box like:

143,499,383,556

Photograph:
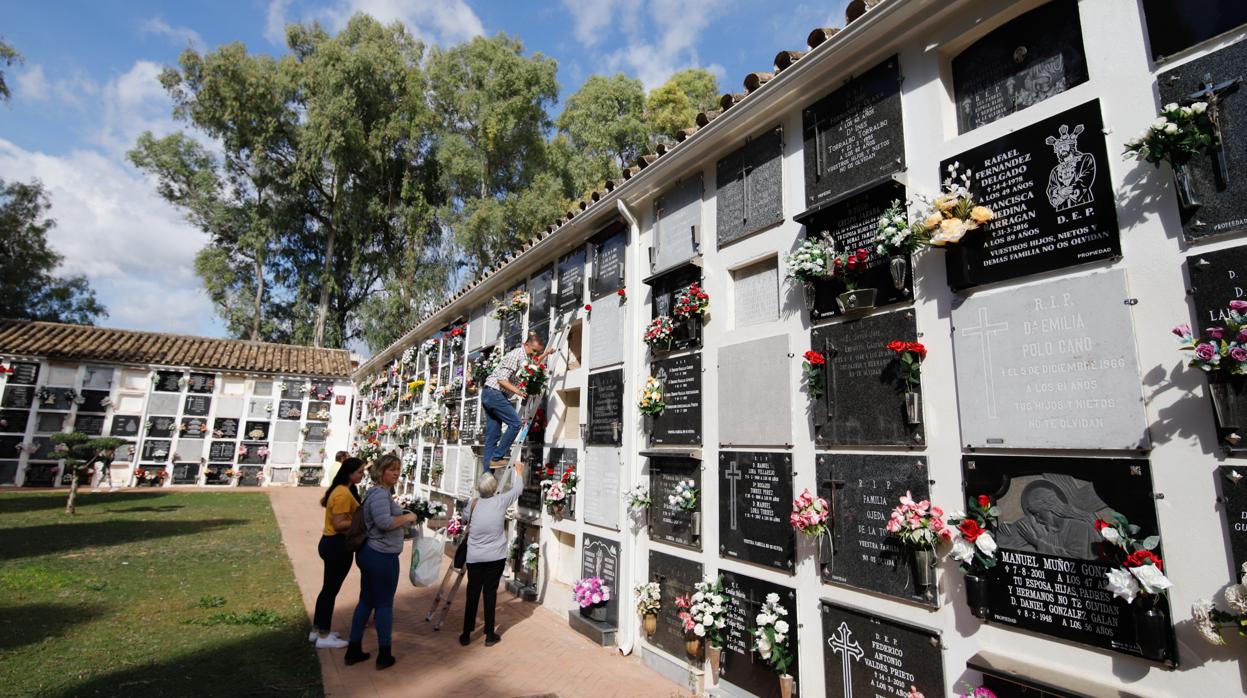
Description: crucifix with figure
959,307,1010,419
827,621,864,698
1189,73,1240,190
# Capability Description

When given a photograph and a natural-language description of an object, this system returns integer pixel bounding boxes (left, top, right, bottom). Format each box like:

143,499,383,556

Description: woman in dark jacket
310,457,364,649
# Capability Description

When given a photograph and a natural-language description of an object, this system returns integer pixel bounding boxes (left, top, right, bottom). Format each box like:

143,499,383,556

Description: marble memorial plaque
732,258,780,327
1159,40,1247,242
273,421,299,443
1143,0,1247,60
648,264,702,352
82,365,113,389
77,389,111,414
270,467,292,484
952,0,1087,133
0,409,29,432
1219,465,1247,574
141,438,172,462
802,56,904,206
184,395,211,417
460,396,480,445
818,454,933,605
247,399,272,420
719,572,799,698
307,401,331,421
145,394,178,416
796,180,911,320
813,309,922,447
172,462,201,484
253,380,273,396
517,445,544,514
35,412,65,433
299,466,323,486
214,396,243,419
468,306,487,351
944,100,1119,289
38,388,74,411
587,369,624,446
243,421,270,441
590,222,628,299
270,442,297,464
530,265,554,323
1188,243,1247,331
2,386,33,409
154,371,182,392
557,249,587,316
75,415,105,436
277,400,303,420
239,443,268,465
147,416,176,438
8,361,39,385
179,418,207,439
546,448,578,520
456,446,476,499
580,533,621,626
187,373,215,393
648,551,703,659
951,270,1149,449
652,176,702,274
114,394,144,414
718,335,792,447
420,445,433,486
650,354,701,446
821,602,945,698
583,446,621,531
238,465,263,486
110,415,141,437
208,441,236,461
963,455,1173,660
717,126,784,249
589,292,625,368
213,418,239,439
648,456,700,549
439,444,459,494
304,422,328,443
719,451,795,572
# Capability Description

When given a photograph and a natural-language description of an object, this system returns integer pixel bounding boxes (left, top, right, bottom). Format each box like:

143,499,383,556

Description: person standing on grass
459,462,526,647
310,457,364,649
345,454,416,670
481,332,553,472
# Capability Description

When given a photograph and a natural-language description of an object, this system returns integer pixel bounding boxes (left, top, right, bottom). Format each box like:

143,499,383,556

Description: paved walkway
268,488,686,698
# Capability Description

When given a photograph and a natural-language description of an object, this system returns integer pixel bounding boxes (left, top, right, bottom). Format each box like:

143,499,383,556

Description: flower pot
547,503,565,519
1133,603,1170,662
707,645,721,684
1208,375,1247,434
815,532,834,567
685,635,703,660
643,613,657,637
691,511,701,540
911,547,936,596
643,414,654,433
580,603,608,623
904,391,923,425
965,573,990,619
836,288,877,313
889,255,909,290
779,674,794,698
1173,162,1202,211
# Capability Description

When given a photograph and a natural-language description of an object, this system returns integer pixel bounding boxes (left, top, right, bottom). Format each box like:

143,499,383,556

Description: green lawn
0,491,322,697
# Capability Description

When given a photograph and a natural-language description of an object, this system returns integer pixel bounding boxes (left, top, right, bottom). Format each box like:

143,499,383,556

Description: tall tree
0,178,106,324
556,73,648,188
0,39,19,102
645,68,720,141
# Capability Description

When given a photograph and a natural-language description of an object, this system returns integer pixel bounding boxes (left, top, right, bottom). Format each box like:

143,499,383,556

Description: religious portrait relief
994,473,1107,560
1045,123,1096,211
1015,54,1068,109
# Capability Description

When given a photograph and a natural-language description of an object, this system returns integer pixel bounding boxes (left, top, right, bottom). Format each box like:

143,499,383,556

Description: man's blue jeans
481,387,521,472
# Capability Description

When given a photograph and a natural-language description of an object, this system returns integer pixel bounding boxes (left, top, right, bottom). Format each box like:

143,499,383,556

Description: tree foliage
645,68,720,141
0,38,19,103
0,178,106,324
557,73,648,190
49,432,124,514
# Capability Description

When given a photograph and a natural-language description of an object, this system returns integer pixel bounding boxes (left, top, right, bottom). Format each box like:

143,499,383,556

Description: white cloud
267,0,485,47
16,64,49,101
560,0,615,47
140,17,205,50
14,64,99,108
89,60,186,159
265,0,295,46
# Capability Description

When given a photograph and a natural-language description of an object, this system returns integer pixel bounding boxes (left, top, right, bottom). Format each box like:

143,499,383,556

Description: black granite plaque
1143,0,1247,61
277,400,303,420
420,445,433,486
299,466,323,486
719,451,795,572
0,435,23,457
504,282,526,348
528,319,550,348
719,571,799,698
187,373,215,393
588,369,624,446
717,126,784,249
243,421,270,441
651,354,701,446
180,418,207,438
75,415,105,436
239,442,268,465
591,222,628,298
310,381,334,401
530,265,554,323
8,361,39,385
307,401,331,421
208,441,236,461
213,418,239,439
461,396,481,445
147,416,176,438
581,533,620,627
812,309,922,447
952,0,1087,133
2,386,33,409
35,412,65,433
648,550,703,659
172,462,201,484
796,179,911,320
962,455,1173,661
817,454,933,605
943,100,1119,289
24,463,57,487
38,388,74,411
821,601,945,698
802,56,904,206
546,447,578,520
1188,244,1247,332
77,389,110,414
202,464,229,485
280,380,302,400
647,264,702,352
141,439,172,462
305,422,328,442
0,461,16,484
154,371,182,392
517,445,544,513
1218,465,1247,574
557,248,587,315
0,409,29,432
438,362,452,387
1159,41,1247,242
238,465,263,486
111,415,141,437
648,455,700,549
184,395,211,417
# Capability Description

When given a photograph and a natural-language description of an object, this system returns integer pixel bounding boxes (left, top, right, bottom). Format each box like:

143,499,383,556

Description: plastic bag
409,530,444,587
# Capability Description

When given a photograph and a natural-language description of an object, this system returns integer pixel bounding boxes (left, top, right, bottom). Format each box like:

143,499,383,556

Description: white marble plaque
221,377,247,396
115,394,145,414
175,439,205,460
733,258,779,326
82,365,113,389
440,446,459,495
584,446,621,531
468,305,487,351
215,396,244,419
456,446,477,499
247,399,272,420
952,269,1150,449
48,364,77,385
273,421,300,442
253,380,273,396
653,177,701,274
271,442,297,464
270,467,292,484
147,394,180,415
589,294,625,368
718,335,792,446
120,369,149,391
483,295,502,347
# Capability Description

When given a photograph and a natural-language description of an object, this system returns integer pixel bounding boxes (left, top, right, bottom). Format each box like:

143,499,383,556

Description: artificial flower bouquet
644,315,676,349
573,576,611,609
677,578,727,646
625,484,651,511
445,514,464,538
517,358,548,397
873,200,929,257
753,592,793,678
1173,303,1247,374
637,375,666,416
673,282,710,319
1193,561,1247,647
1124,101,1214,168
789,488,830,538
670,479,698,512
917,163,995,247
801,350,826,400
1097,514,1171,606
635,582,661,615
887,340,927,393
946,494,999,573
887,491,952,548
830,248,871,290
784,236,832,284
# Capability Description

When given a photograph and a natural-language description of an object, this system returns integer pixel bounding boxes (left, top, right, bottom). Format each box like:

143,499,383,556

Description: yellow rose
923,212,944,231
934,218,968,245
970,206,994,224
936,196,958,213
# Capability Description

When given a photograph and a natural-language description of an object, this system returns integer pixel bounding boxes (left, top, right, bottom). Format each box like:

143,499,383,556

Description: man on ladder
479,330,555,473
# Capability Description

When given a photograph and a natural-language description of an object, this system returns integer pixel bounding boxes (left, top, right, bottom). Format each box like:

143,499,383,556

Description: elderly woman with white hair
458,462,525,647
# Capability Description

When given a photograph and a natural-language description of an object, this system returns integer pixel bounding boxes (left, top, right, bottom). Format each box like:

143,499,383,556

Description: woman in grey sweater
459,462,525,646
345,454,416,670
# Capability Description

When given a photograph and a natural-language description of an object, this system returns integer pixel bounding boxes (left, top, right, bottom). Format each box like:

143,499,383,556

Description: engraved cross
959,307,1010,419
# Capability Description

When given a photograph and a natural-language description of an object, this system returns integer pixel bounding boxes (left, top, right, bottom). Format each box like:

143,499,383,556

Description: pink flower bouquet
1174,300,1247,374
573,576,611,608
887,491,952,548
790,488,830,537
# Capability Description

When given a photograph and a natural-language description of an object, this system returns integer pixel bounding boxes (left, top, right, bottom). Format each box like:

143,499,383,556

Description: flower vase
802,282,817,310
548,502,565,519
889,255,909,290
1208,375,1247,435
836,288,877,313
779,674,794,698
685,635,703,661
911,547,936,597
643,613,657,637
1133,603,1170,662
707,645,721,684
1173,162,1202,211
904,391,923,425
815,532,833,567
643,414,654,433
691,511,701,540
581,602,608,623
965,573,990,619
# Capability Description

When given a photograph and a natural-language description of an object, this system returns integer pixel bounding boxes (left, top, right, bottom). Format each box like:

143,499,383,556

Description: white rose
1130,564,1173,595
1106,567,1140,604
693,624,706,637
1164,123,1179,135
1163,102,1179,112
1225,583,1247,615
702,613,714,626
693,592,704,602
1151,117,1169,130
715,619,726,629
1100,527,1119,544
765,592,780,605
1192,101,1208,114
774,620,789,634
756,613,769,626
757,637,771,652
949,537,974,564
974,531,998,557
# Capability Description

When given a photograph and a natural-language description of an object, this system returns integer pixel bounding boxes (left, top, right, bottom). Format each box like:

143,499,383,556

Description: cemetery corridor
268,488,686,698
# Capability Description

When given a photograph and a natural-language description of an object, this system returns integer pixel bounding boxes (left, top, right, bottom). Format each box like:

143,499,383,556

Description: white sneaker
309,631,341,642
315,635,349,649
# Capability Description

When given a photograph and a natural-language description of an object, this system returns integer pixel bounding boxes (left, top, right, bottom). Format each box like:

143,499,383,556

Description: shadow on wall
0,518,248,560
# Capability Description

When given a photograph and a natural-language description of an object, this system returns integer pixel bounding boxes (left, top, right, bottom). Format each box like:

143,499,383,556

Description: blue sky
0,0,846,342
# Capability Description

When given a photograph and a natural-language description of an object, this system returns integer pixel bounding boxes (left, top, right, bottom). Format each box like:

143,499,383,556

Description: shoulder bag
344,489,376,552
